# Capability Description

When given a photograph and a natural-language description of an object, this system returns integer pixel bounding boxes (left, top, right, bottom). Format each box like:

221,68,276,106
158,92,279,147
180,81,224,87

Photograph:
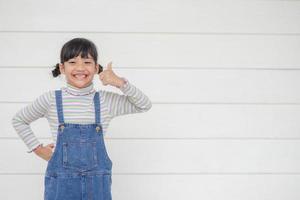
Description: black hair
51,38,103,77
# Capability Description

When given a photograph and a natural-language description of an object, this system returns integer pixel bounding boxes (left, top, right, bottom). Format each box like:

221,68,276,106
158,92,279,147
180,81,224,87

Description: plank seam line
2,101,300,105
0,31,300,35
3,137,300,140
1,172,300,175
2,66,300,71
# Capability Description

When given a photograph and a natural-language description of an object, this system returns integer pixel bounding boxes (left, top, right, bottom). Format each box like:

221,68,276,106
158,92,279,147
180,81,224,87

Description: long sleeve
102,77,152,118
11,91,52,153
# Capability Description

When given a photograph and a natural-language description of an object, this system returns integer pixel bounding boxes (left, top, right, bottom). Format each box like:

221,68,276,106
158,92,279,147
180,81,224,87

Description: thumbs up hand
98,61,126,88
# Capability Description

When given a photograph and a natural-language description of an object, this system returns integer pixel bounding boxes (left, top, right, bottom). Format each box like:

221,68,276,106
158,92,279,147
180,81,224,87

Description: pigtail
98,64,103,74
51,63,61,77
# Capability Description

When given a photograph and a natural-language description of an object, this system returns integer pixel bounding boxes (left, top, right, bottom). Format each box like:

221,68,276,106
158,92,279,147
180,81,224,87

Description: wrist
33,144,43,154
115,77,126,88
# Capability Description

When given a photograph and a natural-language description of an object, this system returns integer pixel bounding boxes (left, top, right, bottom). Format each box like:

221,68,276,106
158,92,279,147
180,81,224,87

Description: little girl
11,37,152,200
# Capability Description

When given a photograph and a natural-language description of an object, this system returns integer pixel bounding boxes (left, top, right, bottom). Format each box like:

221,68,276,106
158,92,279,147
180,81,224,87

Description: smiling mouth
73,74,88,80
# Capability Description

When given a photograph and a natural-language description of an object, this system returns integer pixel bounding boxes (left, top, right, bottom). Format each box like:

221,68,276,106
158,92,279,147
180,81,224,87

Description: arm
102,77,152,118
11,91,52,153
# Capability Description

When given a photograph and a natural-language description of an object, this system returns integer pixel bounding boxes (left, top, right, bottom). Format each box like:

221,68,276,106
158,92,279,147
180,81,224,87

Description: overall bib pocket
62,140,98,170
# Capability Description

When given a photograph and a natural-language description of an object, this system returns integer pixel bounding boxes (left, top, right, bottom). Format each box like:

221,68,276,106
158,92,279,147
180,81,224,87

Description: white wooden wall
1,0,300,199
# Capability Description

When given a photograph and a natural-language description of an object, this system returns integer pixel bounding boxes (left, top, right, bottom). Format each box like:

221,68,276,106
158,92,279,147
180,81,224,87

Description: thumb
107,61,113,71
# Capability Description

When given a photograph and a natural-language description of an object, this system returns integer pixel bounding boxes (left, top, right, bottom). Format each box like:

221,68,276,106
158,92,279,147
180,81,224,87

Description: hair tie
52,63,61,77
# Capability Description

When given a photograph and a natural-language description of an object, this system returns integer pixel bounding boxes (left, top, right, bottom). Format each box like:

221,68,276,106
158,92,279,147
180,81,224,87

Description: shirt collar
63,82,95,96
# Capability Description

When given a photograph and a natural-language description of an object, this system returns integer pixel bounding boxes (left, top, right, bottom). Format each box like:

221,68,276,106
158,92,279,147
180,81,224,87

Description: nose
74,63,85,70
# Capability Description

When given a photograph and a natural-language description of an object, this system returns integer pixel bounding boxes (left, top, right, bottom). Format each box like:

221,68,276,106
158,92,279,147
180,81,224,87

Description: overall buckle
96,125,102,132
59,123,65,131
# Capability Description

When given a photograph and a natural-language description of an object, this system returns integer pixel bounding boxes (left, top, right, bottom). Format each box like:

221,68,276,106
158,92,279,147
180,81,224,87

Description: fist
34,143,55,161
98,61,126,88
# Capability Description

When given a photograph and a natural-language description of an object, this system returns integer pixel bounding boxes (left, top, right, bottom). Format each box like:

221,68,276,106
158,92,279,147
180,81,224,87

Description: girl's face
59,54,99,88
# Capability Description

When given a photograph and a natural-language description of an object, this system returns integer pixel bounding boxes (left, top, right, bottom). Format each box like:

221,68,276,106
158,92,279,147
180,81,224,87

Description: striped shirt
11,78,152,153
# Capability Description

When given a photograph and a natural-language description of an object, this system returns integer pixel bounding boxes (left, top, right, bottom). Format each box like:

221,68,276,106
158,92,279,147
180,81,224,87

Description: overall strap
55,90,65,124
94,91,101,124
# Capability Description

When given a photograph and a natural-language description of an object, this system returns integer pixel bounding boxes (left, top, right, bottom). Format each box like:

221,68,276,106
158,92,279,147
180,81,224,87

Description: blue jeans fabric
44,90,113,200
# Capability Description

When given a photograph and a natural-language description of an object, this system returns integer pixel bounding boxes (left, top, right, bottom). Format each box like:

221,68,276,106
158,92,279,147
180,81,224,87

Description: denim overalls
44,90,113,200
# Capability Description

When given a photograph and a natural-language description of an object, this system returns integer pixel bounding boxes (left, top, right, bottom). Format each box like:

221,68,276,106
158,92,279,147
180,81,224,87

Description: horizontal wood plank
0,173,300,199
1,68,300,103
0,1,299,33
1,33,299,68
1,139,300,173
4,103,300,139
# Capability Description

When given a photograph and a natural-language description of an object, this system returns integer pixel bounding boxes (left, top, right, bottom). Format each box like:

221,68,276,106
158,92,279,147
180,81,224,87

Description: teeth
74,74,87,79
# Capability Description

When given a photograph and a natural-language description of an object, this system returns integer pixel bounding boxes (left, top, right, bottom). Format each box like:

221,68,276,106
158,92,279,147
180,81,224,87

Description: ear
59,63,65,74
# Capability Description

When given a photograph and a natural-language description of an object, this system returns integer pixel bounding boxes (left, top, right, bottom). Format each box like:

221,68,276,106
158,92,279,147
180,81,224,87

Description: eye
68,61,75,64
85,61,92,64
